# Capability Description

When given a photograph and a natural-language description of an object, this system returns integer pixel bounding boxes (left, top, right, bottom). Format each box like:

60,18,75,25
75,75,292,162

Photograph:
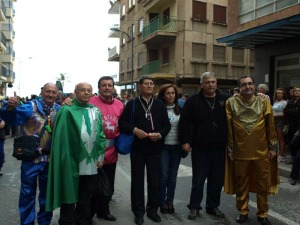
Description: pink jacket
89,95,124,164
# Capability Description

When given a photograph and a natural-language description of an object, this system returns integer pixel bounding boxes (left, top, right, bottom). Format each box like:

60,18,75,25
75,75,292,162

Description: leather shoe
290,179,297,185
236,214,248,223
206,208,225,218
167,202,175,214
134,216,144,225
257,217,271,225
160,203,168,214
97,214,117,221
147,212,161,222
188,208,199,220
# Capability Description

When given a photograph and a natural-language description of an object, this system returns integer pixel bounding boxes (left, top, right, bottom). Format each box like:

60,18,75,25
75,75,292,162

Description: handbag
12,135,40,160
96,168,113,203
116,99,136,155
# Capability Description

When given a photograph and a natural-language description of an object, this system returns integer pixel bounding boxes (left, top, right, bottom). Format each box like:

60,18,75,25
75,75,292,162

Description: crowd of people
0,72,299,225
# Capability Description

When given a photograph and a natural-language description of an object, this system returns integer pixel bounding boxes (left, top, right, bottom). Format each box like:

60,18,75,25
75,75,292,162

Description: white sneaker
278,156,285,162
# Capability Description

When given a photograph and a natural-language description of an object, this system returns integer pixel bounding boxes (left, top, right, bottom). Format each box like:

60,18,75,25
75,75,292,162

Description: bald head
41,83,59,106
74,82,93,105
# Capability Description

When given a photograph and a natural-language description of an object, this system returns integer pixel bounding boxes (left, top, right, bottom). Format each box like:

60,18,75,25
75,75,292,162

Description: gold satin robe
224,95,279,195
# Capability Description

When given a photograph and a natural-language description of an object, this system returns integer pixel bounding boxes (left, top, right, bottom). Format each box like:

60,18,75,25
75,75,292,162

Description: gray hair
200,72,216,84
258,83,269,92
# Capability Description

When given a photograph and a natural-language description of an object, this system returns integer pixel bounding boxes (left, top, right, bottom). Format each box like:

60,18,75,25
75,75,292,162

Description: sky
7,0,119,97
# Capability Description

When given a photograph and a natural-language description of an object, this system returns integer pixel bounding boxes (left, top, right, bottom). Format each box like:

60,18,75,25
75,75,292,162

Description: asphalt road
1,137,300,225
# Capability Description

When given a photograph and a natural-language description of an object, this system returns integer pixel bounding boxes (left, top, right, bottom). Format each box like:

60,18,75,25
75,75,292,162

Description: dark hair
98,76,115,88
273,88,287,101
139,76,154,85
238,75,255,87
157,84,180,115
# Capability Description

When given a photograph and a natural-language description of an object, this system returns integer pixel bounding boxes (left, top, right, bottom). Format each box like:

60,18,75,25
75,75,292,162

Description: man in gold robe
225,76,279,225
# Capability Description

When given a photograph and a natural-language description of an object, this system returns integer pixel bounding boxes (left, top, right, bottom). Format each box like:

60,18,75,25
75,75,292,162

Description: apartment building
218,0,300,95
0,0,15,97
108,0,254,96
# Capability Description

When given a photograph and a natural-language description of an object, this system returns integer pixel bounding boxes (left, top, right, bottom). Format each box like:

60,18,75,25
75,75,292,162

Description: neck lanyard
139,97,154,131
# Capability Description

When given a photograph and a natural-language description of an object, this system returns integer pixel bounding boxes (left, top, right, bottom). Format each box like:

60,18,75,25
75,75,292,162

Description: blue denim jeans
160,144,182,204
0,140,4,170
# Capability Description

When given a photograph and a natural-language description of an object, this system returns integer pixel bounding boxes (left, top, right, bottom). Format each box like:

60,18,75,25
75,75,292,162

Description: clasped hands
133,128,161,142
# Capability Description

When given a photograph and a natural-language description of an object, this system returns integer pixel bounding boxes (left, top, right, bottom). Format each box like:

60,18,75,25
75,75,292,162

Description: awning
217,14,300,48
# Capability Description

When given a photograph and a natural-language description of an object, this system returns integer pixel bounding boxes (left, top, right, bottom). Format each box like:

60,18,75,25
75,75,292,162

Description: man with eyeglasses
118,76,171,225
225,76,278,225
46,82,106,225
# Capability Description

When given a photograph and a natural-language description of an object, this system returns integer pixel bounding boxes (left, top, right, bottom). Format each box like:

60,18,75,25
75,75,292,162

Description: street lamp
111,24,134,94
18,57,32,97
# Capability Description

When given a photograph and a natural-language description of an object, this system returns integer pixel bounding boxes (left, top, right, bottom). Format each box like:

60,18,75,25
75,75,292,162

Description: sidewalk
278,160,292,178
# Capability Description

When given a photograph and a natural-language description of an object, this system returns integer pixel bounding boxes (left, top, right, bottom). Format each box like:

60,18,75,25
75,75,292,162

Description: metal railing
141,60,176,75
142,17,177,39
1,32,6,45
1,0,6,16
1,65,7,77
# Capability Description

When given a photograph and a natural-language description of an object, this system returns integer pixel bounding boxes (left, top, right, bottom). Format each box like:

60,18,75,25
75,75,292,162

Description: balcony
0,0,6,22
109,24,121,38
2,47,13,62
4,0,13,18
141,0,174,11
142,17,177,45
108,0,120,14
108,46,120,61
1,65,7,78
2,24,13,40
141,60,176,79
0,32,6,53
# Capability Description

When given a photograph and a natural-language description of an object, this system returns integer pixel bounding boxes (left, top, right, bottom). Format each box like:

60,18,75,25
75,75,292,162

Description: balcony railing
1,32,6,46
142,60,160,75
1,0,6,16
142,17,177,39
141,60,176,76
1,65,7,77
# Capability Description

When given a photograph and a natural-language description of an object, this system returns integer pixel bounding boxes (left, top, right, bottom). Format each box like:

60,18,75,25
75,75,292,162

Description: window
163,8,170,25
128,0,131,8
138,52,143,67
213,5,226,24
192,43,206,61
213,45,226,62
192,1,206,21
162,47,169,64
232,48,244,64
121,4,125,17
239,0,299,23
138,18,144,33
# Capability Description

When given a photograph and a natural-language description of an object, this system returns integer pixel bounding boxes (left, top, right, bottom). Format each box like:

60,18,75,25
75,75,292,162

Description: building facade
0,0,16,97
218,0,300,96
108,0,254,96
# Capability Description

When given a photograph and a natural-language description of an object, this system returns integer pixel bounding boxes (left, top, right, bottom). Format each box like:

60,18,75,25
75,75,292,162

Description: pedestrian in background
284,86,300,185
257,83,271,103
272,88,287,162
0,83,60,225
157,84,182,215
0,117,6,176
178,71,229,220
225,76,278,225
46,82,106,225
118,76,171,225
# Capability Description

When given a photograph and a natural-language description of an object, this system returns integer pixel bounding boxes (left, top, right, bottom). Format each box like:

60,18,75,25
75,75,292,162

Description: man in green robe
46,82,106,225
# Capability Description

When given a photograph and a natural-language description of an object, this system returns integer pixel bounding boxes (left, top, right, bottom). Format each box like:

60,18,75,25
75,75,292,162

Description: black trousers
90,163,117,217
59,175,98,225
130,150,161,217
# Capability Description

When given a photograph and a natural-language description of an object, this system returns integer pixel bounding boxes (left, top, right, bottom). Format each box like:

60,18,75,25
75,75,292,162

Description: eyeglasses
142,82,154,86
240,82,254,88
76,88,92,93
